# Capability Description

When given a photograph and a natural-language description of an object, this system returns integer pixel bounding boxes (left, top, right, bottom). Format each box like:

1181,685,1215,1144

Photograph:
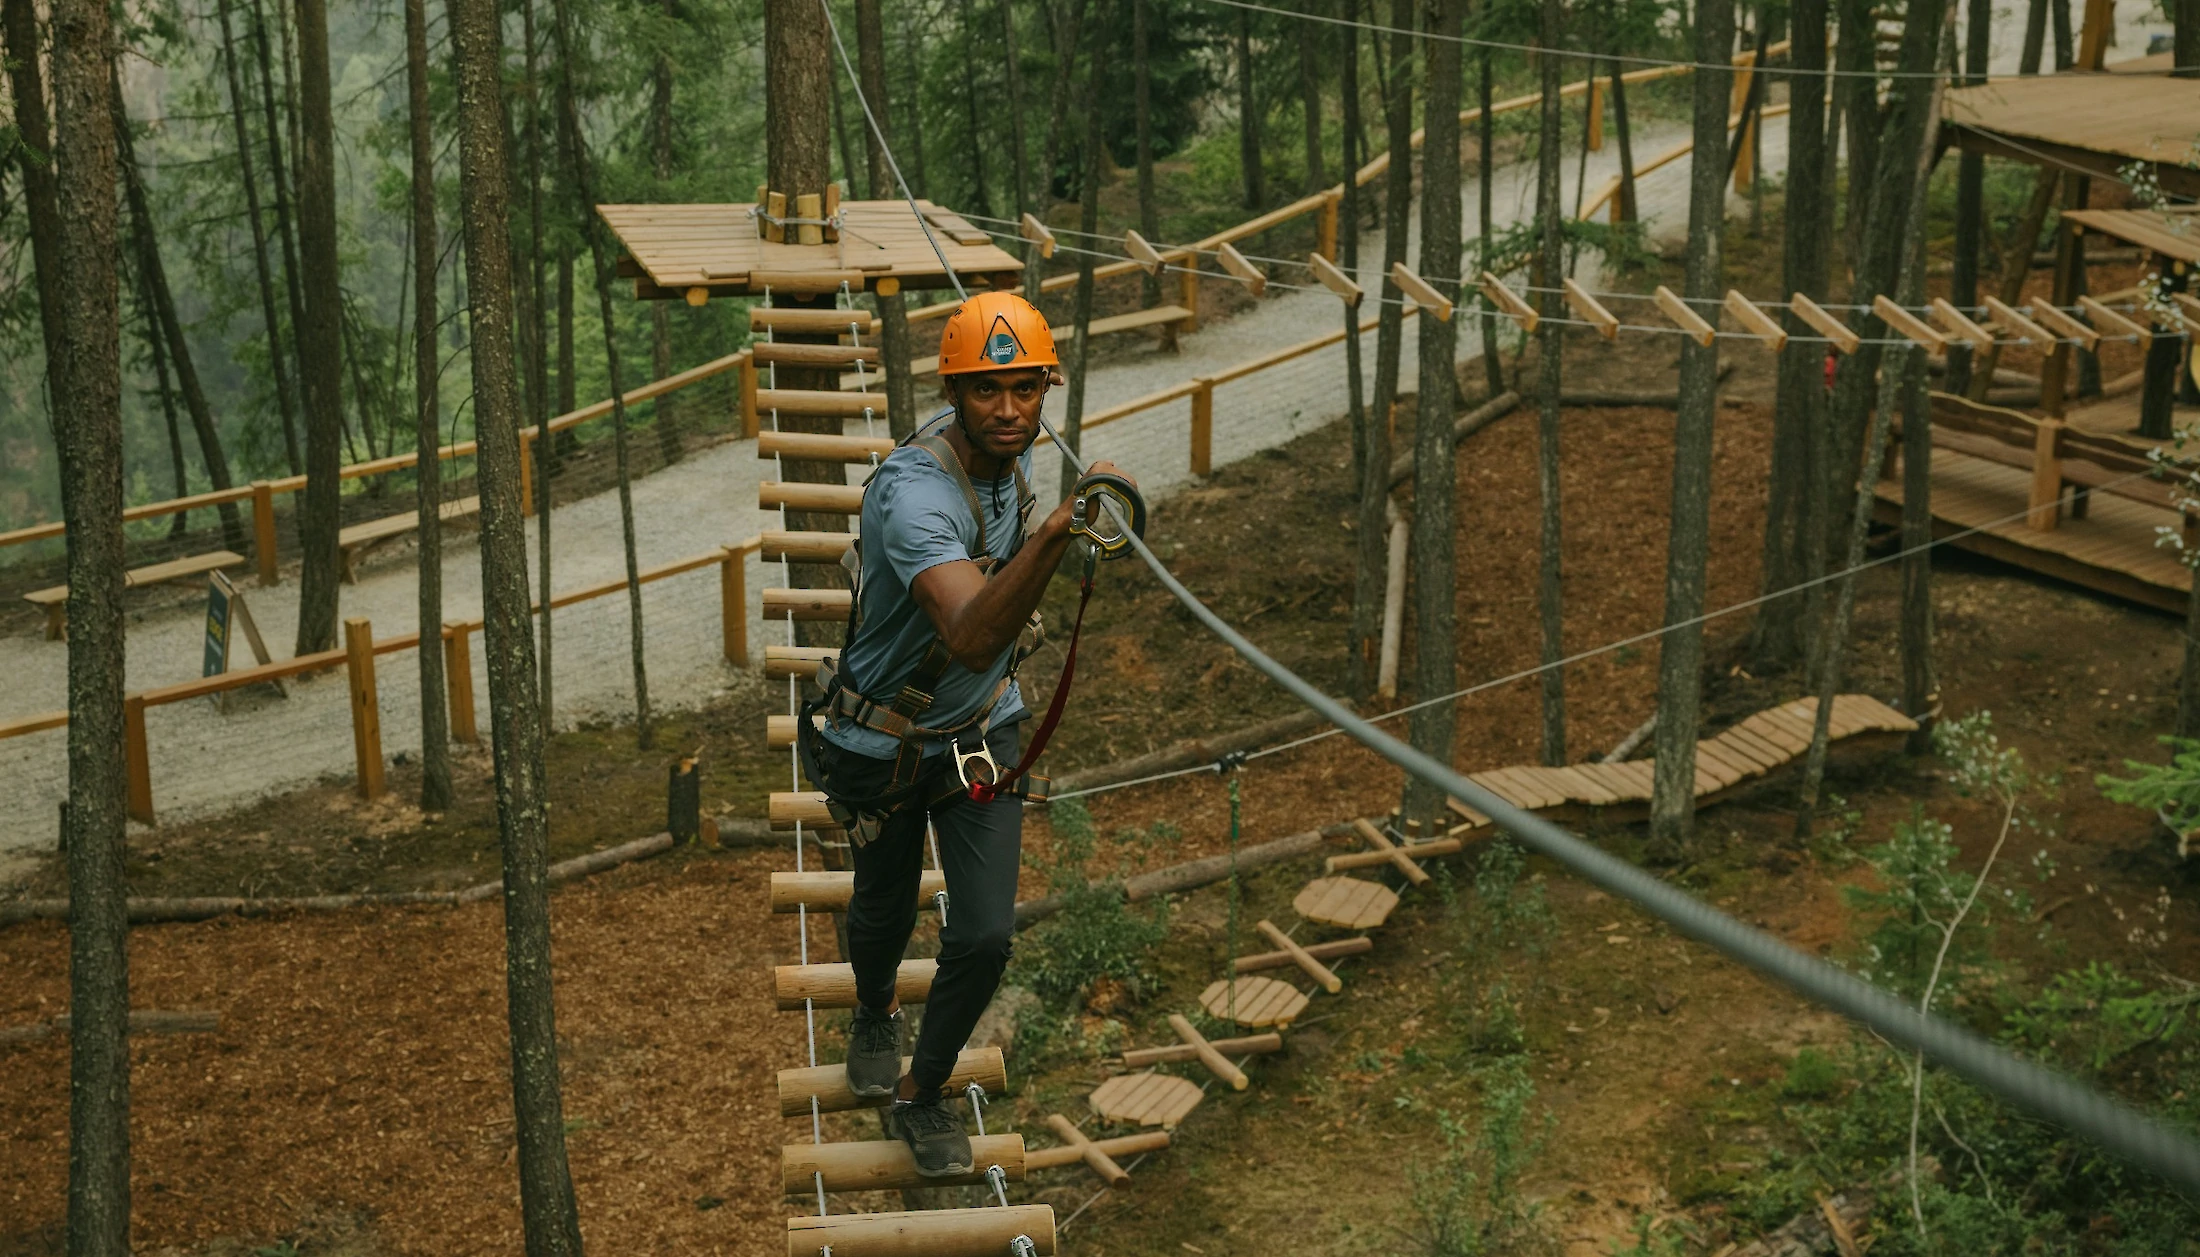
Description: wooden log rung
771,870,946,913
760,588,853,621
759,481,865,514
769,789,840,830
764,645,838,679
761,530,855,563
747,307,879,337
751,342,881,367
776,1046,1006,1116
775,958,935,1009
766,712,824,749
781,1134,1024,1193
756,431,895,464
786,1205,1056,1257
758,387,887,418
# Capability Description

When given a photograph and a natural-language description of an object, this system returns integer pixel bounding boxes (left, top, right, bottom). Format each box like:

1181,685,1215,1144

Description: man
799,290,1134,1177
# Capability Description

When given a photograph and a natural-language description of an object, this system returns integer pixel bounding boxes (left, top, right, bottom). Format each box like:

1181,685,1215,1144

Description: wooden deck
1873,448,2192,615
1448,694,1917,828
600,199,1023,300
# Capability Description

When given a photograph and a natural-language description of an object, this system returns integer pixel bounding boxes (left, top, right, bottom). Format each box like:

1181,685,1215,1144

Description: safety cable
1193,0,2200,81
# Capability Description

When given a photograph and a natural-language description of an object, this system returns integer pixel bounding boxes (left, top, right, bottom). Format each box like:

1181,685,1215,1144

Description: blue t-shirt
820,424,1032,759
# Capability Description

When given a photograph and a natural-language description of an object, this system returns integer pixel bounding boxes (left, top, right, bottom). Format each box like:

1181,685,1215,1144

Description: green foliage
1603,1215,1701,1257
2002,963,2197,1075
2097,737,2200,857
1402,1056,1553,1257
1011,799,1169,1009
1781,1047,1842,1101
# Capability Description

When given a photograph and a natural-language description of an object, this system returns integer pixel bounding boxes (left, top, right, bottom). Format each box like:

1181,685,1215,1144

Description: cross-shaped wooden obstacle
1120,1031,1283,1069
1044,1114,1132,1186
1025,1129,1172,1175
1253,920,1342,993
1234,936,1373,974
1164,1012,1250,1089
1328,817,1458,886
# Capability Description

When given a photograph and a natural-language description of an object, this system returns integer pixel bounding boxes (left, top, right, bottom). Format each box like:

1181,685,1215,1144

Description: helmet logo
983,314,1024,365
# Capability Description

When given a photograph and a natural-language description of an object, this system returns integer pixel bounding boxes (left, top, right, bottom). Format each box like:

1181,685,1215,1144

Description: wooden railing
2,536,765,822
0,350,753,573
1903,392,2188,533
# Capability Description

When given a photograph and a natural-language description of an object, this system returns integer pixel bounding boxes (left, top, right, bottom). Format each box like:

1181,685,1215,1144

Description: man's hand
1045,459,1138,538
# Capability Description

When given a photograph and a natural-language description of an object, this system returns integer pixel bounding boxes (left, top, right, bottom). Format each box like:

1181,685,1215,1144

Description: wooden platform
1087,1071,1205,1128
601,200,1023,300
1873,448,2192,615
1944,72,2200,197
1447,694,1917,828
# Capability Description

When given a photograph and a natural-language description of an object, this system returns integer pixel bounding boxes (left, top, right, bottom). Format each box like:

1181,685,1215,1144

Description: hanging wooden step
766,713,824,749
775,958,935,1009
781,1134,1024,1193
1233,937,1370,975
777,1046,1007,1116
764,645,838,679
1325,838,1462,874
771,870,946,913
762,531,856,563
760,481,865,514
1198,975,1310,1029
1344,817,1432,887
1252,920,1342,994
786,1205,1056,1257
751,342,880,368
769,791,839,831
1292,876,1399,930
1086,1071,1204,1129
760,588,852,620
1121,1032,1281,1069
749,307,879,335
758,388,887,418
1163,1013,1248,1089
1027,1129,1170,1174
757,431,895,464
1041,1115,1131,1186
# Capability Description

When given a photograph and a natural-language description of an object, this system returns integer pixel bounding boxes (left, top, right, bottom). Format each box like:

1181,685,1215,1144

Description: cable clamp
1215,749,1249,775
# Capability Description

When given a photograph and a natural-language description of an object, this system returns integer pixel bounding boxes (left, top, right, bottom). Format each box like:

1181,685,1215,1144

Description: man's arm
911,461,1129,672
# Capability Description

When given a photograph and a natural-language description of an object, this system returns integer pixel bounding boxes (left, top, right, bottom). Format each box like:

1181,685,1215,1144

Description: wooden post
1190,380,1214,477
1165,1012,1251,1089
721,545,749,666
518,427,535,517
344,618,384,799
1044,1113,1133,1186
1586,75,1604,151
443,622,478,743
2076,0,2114,69
738,351,759,439
1177,257,1201,333
2027,419,2066,531
124,695,153,825
251,480,279,586
1316,191,1340,263
1730,50,1757,194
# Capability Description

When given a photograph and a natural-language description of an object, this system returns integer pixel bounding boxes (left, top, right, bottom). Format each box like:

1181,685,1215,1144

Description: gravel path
0,108,1783,850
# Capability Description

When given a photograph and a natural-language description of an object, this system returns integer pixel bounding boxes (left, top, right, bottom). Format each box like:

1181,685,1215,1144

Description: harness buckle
951,737,1001,790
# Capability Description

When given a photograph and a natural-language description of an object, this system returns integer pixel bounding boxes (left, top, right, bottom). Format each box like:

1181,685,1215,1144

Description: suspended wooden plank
759,588,852,621
1198,975,1311,1028
1310,252,1363,305
1981,296,2055,346
786,1205,1056,1257
763,644,837,679
1563,278,1619,340
1392,263,1455,321
777,1046,1005,1116
1723,290,1787,351
1217,242,1267,296
757,387,885,418
758,481,864,513
1088,1071,1205,1128
768,789,839,829
1125,228,1167,276
1293,875,1400,930
1789,292,1860,354
769,869,944,913
1020,212,1057,258
1930,297,1997,350
773,958,935,1009
1326,839,1461,873
760,531,855,563
781,1134,1024,1193
756,431,894,463
1873,295,1947,355
749,307,879,335
2033,298,2106,352
766,712,824,749
1654,285,1716,347
1480,271,1538,331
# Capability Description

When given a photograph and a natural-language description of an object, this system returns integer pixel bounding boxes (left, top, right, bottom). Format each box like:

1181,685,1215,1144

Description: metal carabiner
951,737,1001,790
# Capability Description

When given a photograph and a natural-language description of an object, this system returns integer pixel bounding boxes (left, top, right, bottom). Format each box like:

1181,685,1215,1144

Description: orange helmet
937,291,1058,376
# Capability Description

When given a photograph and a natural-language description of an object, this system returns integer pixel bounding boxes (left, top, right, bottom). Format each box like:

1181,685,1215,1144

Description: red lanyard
968,562,1094,804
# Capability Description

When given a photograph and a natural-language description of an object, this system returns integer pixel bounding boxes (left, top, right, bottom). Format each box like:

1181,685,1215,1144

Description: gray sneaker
886,1091,974,1178
845,1005,904,1099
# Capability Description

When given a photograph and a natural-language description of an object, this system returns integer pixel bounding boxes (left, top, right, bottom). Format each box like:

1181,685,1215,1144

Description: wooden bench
1907,393,2188,532
23,550,246,640
338,495,482,584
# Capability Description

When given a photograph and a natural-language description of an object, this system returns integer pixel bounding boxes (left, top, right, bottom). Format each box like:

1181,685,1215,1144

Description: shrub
2096,736,2200,859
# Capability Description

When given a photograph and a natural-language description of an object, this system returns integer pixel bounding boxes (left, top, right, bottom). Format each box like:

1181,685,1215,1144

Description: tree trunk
1898,232,1935,754
1298,2,1323,194
114,81,249,555
557,245,576,413
2182,555,2200,738
1402,0,1463,830
854,0,918,441
1134,0,1160,308
1944,0,1989,398
448,0,584,1247
529,0,556,733
3,0,67,385
2177,0,2199,77
896,3,929,197
1477,39,1503,396
1609,53,1637,223
48,0,130,1247
214,0,301,475
1001,0,1031,215
2050,0,2073,69
1040,0,1089,201
1371,0,1413,483
291,0,346,655
552,0,653,746
1835,0,1878,281
1236,7,1264,208
140,272,192,536
250,0,309,413
2020,0,2048,72
2140,269,2189,440
1533,0,1566,766
648,2,684,466
1346,0,1381,702
1060,11,1109,497
1749,0,1827,672
1798,0,1948,837
1646,0,1734,855
954,0,992,216
407,0,451,813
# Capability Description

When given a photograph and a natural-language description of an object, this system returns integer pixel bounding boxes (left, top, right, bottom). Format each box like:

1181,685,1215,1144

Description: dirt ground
5,321,2198,1254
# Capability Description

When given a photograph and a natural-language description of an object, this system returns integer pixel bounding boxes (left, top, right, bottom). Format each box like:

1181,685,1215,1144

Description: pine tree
408,0,452,812
292,0,348,655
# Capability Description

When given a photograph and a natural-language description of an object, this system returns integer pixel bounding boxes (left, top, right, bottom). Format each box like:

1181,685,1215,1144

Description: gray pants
823,723,1023,1094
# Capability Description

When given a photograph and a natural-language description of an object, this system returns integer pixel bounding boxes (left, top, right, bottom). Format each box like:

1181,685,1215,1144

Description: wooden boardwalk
1448,694,1916,827
1873,449,2191,616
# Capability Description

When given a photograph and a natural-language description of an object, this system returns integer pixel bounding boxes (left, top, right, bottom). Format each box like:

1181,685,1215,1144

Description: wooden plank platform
1446,694,1918,827
1873,449,2192,615
1197,975,1311,1028
1087,1071,1206,1128
602,199,1025,298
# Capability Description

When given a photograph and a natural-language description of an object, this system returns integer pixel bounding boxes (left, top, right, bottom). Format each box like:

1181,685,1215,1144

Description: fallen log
1387,392,1521,489
1014,821,1357,928
0,1009,219,1047
1050,709,1329,797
